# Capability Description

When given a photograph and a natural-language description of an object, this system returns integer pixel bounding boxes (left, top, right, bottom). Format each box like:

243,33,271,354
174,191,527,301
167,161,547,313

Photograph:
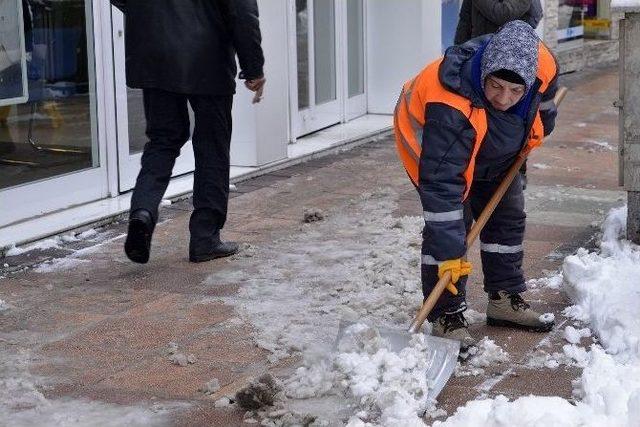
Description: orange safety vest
394,42,557,200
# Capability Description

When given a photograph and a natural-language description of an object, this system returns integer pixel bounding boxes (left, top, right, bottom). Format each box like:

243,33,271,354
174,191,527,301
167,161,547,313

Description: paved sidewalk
0,64,623,426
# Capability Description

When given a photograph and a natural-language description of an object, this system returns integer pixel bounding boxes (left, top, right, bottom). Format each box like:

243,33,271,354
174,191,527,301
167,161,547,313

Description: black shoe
124,209,154,264
189,239,239,263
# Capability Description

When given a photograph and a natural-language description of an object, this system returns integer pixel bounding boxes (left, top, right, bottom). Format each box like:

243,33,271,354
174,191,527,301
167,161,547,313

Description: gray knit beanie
481,20,539,94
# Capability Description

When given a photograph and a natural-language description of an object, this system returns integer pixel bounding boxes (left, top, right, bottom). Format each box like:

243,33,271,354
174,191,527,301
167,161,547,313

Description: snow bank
439,205,640,426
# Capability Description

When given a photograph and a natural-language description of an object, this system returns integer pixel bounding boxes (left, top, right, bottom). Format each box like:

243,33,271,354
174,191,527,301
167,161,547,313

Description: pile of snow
455,338,510,378
438,205,640,426
285,323,437,426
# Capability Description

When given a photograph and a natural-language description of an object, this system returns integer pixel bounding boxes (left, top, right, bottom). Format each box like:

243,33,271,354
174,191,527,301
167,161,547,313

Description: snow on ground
436,205,640,427
531,163,551,170
11,231,126,274
4,229,104,256
209,196,640,426
585,139,615,151
207,191,512,425
213,190,425,365
0,350,175,427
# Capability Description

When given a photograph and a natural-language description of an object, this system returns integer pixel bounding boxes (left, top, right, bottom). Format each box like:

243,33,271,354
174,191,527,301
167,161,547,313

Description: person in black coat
454,0,543,45
111,0,265,264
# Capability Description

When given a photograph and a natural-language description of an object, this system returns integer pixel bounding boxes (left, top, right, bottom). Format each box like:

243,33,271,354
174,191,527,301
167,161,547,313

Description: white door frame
288,0,344,139
110,7,196,193
0,0,110,228
343,0,367,121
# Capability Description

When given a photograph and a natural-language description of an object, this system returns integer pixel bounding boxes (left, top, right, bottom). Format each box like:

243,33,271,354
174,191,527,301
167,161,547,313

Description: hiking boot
431,311,477,351
124,209,155,264
486,291,554,332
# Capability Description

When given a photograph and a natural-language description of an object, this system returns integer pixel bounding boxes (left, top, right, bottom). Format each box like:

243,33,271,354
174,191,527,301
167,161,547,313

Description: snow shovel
335,87,569,402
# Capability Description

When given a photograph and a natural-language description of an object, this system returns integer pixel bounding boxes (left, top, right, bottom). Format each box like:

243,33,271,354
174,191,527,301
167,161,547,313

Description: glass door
110,7,195,192
344,0,366,120
291,0,342,138
0,0,107,227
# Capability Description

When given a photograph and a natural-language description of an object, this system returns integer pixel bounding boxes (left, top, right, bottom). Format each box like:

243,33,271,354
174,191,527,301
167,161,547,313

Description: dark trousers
130,88,233,251
422,174,527,321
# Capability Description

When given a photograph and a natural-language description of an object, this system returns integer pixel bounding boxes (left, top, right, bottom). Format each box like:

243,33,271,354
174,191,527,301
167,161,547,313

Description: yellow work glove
438,259,473,296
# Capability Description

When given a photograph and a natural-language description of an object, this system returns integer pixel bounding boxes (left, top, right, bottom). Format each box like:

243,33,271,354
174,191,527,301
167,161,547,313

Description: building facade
0,0,618,249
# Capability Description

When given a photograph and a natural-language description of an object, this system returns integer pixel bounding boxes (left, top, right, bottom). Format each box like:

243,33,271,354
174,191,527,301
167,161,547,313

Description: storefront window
558,0,612,45
0,0,98,190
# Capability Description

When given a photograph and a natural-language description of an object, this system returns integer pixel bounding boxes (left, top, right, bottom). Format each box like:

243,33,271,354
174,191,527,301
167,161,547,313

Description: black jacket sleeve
539,58,559,137
419,103,476,261
454,0,472,45
110,0,126,13
230,0,265,80
525,0,544,29
473,0,531,26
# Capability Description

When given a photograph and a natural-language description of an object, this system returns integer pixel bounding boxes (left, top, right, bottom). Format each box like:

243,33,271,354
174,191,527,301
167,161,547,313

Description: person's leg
470,176,527,295
125,88,190,263
186,94,236,261
130,89,190,221
470,175,553,331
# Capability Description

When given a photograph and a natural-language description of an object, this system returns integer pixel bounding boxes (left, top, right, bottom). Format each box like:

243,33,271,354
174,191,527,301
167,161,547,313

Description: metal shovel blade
334,321,460,401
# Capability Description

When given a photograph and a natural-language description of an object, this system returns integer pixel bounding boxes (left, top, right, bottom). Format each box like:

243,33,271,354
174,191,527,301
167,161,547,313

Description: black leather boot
124,209,155,264
189,231,239,263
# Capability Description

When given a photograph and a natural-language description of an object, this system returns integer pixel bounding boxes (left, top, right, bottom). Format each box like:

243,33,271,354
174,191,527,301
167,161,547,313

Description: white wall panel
366,0,442,114
230,0,290,167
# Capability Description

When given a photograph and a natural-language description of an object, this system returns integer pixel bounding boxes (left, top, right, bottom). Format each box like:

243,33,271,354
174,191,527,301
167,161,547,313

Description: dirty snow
539,312,555,323
0,350,174,427
206,190,639,425
585,139,615,151
5,230,103,257
6,237,64,256
209,193,509,425
33,258,91,273
531,163,551,170
214,191,424,365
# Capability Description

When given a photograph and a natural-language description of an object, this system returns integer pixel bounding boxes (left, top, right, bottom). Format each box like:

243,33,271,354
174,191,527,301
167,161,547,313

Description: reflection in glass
296,0,309,110
557,0,585,45
0,0,28,105
347,0,364,98
127,87,194,155
0,0,98,190
314,0,336,105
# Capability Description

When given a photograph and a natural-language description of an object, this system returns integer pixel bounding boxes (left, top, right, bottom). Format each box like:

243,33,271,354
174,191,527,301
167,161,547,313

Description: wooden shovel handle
408,87,568,334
